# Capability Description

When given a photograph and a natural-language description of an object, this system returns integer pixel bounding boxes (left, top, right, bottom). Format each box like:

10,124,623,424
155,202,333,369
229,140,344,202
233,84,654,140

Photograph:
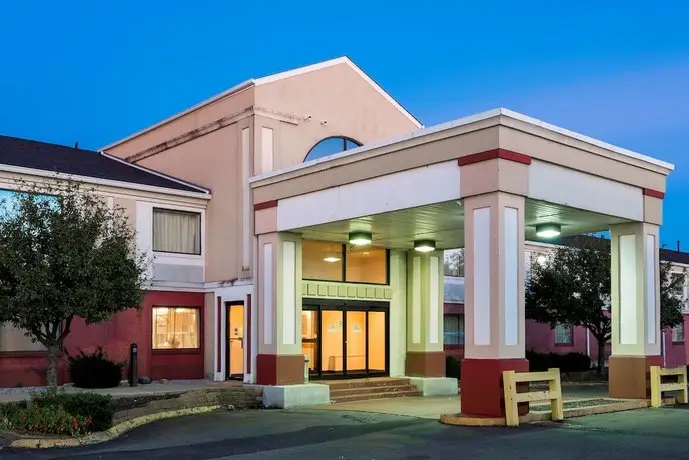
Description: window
443,249,464,277
302,240,388,284
152,307,200,349
554,324,573,345
672,322,685,343
444,315,464,345
304,137,362,162
153,208,201,255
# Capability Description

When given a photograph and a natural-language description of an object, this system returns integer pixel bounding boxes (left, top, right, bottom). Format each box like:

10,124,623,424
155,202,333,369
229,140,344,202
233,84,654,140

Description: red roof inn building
0,57,681,416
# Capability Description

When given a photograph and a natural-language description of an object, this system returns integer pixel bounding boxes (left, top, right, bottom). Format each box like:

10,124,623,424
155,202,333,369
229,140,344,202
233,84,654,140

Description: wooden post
548,368,564,421
503,370,518,427
650,365,662,408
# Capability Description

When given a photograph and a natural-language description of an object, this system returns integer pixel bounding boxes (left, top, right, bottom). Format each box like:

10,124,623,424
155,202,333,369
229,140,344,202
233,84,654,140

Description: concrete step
325,378,411,391
332,389,423,404
330,384,418,398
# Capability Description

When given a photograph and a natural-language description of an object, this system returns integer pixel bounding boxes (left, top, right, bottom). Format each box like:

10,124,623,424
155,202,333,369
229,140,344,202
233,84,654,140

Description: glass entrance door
226,303,244,380
302,300,389,379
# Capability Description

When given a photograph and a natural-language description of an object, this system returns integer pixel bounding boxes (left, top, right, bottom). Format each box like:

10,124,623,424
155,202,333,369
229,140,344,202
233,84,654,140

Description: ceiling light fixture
323,256,341,263
536,223,561,239
414,239,436,252
349,231,372,246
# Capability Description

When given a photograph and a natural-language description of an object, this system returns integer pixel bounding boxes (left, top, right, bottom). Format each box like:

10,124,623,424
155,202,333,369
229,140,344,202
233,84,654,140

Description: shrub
32,392,115,432
526,350,591,373
560,352,591,373
446,356,461,379
0,402,91,436
68,347,124,389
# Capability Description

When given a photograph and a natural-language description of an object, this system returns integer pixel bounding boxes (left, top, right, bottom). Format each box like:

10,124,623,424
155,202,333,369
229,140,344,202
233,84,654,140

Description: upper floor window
672,322,685,343
304,136,362,162
554,324,574,345
443,314,465,345
153,208,201,255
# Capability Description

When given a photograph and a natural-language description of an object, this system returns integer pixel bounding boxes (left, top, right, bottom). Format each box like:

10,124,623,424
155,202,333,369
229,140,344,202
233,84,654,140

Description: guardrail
502,368,564,427
650,365,688,408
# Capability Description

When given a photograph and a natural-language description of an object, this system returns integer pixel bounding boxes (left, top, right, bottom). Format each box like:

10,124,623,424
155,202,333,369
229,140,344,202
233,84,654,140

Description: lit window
304,137,362,162
152,307,200,349
152,208,201,255
672,323,685,343
443,315,464,345
554,324,573,345
301,240,388,284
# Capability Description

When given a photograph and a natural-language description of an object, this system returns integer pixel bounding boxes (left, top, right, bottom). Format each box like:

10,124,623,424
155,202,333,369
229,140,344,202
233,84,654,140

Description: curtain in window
153,209,201,254
554,324,573,344
152,307,200,349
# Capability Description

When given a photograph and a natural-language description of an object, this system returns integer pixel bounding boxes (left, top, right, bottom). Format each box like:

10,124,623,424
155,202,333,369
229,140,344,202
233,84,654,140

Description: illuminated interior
152,307,200,349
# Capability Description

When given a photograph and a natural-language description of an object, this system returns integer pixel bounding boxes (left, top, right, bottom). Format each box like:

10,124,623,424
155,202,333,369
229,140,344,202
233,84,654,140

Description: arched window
304,136,362,162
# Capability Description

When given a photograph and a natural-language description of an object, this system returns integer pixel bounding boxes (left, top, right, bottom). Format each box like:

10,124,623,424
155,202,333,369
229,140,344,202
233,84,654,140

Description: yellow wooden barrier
650,365,688,408
503,368,564,427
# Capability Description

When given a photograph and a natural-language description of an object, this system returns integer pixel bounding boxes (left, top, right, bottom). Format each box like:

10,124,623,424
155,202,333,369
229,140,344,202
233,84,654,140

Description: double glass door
302,300,388,379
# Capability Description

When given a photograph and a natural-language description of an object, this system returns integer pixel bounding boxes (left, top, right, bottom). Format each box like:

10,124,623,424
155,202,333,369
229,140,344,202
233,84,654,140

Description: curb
10,405,222,449
440,397,677,427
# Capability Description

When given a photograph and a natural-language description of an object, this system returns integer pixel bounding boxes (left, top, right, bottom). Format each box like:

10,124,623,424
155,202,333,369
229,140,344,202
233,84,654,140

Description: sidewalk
0,379,243,403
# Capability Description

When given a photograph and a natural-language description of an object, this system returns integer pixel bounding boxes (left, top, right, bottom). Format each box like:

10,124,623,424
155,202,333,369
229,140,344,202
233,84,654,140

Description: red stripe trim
254,200,278,211
643,188,665,199
457,148,532,166
216,296,222,373
246,294,252,374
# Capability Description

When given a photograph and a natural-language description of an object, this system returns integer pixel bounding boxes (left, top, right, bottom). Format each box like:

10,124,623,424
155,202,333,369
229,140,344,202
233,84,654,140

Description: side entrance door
226,302,244,380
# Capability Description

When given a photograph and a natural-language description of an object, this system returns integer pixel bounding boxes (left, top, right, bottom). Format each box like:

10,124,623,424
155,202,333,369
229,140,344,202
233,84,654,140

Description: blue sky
1,1,687,246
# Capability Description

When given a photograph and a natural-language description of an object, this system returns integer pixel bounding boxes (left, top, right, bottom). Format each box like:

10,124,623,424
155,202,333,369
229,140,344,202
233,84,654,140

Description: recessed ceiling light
323,256,341,263
536,223,561,239
414,239,436,252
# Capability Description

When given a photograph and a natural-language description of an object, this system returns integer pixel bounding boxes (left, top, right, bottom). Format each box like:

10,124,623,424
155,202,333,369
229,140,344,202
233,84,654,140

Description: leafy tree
0,179,148,393
525,236,685,374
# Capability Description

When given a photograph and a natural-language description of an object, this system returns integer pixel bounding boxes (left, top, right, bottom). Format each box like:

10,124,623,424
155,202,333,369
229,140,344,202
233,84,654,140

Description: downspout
585,328,591,363
662,330,667,367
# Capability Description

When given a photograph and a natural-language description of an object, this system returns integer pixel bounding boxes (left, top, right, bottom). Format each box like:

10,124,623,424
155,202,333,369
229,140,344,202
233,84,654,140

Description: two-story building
1,57,677,417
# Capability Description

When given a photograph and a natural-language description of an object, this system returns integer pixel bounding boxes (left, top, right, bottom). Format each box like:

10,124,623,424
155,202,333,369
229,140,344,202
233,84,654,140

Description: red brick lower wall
0,290,206,388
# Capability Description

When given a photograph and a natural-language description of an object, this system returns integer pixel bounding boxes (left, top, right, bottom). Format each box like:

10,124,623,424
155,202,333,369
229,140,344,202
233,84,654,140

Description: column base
405,351,446,377
460,358,529,418
256,354,305,385
408,377,459,396
262,383,330,408
608,355,662,399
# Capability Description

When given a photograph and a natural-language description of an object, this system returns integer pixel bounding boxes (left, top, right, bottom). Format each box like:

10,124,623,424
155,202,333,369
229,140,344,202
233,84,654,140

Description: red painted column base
461,358,529,418
256,354,305,386
608,355,663,399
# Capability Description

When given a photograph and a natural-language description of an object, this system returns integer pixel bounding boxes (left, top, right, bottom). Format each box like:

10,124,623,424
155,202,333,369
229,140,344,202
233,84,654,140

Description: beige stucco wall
254,62,420,169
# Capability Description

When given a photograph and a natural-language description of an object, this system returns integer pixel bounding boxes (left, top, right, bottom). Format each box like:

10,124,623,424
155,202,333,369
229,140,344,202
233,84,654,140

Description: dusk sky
1,1,687,247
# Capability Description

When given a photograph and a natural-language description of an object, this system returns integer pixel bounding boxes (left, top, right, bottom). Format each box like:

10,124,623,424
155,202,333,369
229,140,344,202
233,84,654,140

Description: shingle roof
0,135,208,194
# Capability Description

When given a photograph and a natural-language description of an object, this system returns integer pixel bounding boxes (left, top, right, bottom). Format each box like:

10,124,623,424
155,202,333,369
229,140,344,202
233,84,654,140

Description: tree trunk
596,338,606,376
46,345,59,394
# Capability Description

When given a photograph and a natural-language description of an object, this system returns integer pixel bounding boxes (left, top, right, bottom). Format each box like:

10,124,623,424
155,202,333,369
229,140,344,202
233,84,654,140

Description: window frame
554,324,574,346
672,322,685,343
152,207,203,256
443,314,465,348
302,241,390,285
151,306,202,353
304,136,363,162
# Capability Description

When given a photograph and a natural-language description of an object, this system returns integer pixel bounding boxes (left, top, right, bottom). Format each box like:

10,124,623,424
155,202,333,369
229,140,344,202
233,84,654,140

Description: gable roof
101,56,422,150
0,135,209,195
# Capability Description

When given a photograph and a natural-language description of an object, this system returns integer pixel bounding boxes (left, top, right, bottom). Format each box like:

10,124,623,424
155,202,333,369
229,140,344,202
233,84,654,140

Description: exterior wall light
348,231,372,246
536,223,561,239
414,239,436,252
323,256,341,263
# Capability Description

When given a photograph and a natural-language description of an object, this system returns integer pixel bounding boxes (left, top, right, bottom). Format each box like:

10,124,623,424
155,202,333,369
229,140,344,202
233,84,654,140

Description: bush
32,392,115,432
526,350,591,373
0,402,92,436
446,356,461,379
68,347,124,389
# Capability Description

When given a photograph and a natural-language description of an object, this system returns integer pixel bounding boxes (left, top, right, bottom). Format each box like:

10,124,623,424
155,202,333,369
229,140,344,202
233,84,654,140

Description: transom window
152,208,201,255
304,136,362,162
302,240,388,285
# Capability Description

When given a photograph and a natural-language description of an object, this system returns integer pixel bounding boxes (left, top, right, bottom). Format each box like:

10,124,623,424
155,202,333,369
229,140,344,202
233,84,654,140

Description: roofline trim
249,107,674,185
0,163,212,200
99,150,210,193
101,56,423,151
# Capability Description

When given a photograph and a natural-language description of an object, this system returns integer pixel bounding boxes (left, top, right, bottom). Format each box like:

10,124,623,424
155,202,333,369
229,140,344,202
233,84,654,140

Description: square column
405,251,445,377
462,192,527,418
609,223,661,399
255,232,304,385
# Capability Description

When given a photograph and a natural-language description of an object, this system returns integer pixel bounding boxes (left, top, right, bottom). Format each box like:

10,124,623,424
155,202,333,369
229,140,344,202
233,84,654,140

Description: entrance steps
324,377,422,403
